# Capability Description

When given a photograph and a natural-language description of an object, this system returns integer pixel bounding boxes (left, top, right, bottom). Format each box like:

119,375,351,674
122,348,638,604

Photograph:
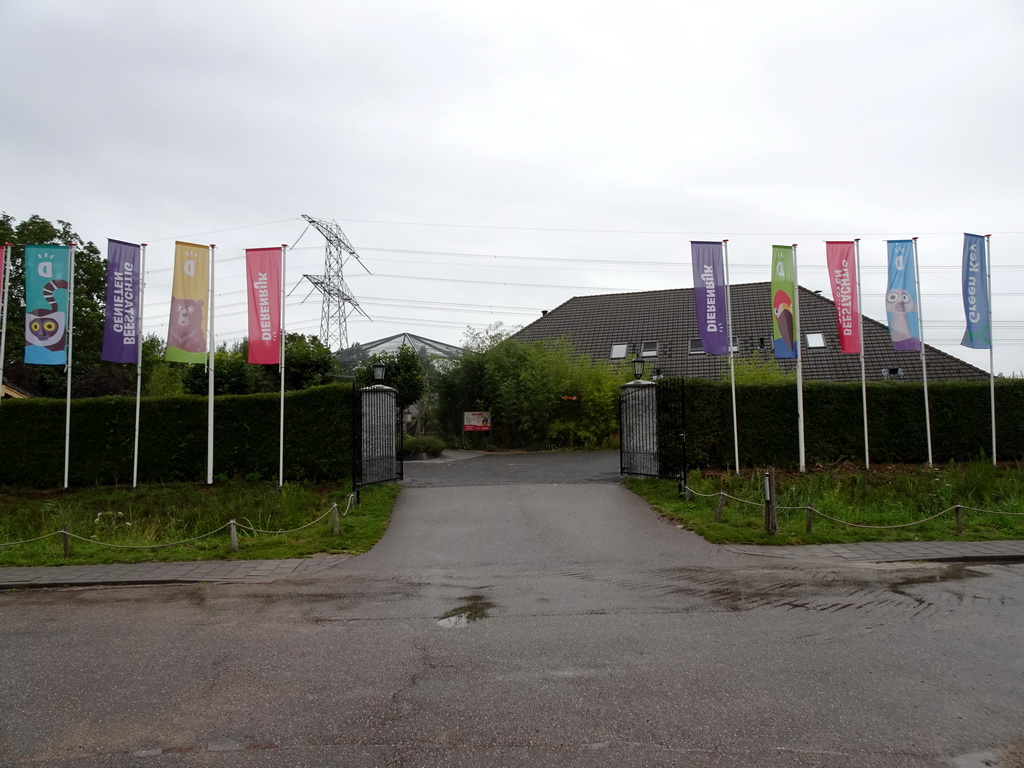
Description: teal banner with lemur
24,245,71,365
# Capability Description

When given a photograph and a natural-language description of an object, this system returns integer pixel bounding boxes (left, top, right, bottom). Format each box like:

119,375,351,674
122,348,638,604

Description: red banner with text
825,241,860,354
246,248,282,364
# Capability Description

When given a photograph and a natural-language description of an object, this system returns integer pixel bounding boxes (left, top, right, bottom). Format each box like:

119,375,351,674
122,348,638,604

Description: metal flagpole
0,245,10,407
132,244,147,488
63,244,76,489
279,244,287,488
912,237,933,466
792,243,806,473
723,239,740,474
855,239,869,468
207,244,216,485
986,234,996,466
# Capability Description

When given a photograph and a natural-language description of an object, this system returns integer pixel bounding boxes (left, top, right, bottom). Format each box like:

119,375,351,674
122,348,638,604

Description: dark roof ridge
561,281,772,304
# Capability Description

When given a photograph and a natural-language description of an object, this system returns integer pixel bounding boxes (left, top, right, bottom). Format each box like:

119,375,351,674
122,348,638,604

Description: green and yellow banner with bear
165,241,210,364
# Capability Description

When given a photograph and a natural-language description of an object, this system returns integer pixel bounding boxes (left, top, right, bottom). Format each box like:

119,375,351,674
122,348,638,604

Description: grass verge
625,462,1024,545
0,481,399,566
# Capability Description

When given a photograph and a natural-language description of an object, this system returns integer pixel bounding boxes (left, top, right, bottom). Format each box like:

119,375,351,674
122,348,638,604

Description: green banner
165,241,210,364
771,245,797,359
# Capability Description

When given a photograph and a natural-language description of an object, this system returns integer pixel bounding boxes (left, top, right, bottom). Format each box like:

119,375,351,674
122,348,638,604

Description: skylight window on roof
806,332,826,348
609,343,628,359
688,338,705,355
641,340,659,357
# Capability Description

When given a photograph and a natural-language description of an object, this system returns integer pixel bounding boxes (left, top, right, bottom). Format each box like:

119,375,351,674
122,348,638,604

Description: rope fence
0,495,355,557
681,467,1024,536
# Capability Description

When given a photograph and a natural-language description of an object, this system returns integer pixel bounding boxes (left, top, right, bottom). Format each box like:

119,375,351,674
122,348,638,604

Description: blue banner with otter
885,240,921,352
961,233,991,349
24,245,71,365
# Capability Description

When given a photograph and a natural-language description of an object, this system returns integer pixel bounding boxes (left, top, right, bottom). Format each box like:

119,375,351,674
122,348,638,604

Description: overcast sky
3,0,1023,373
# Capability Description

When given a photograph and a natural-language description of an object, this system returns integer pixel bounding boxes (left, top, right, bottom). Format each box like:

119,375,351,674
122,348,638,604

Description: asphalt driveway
2,452,1023,767
399,448,623,486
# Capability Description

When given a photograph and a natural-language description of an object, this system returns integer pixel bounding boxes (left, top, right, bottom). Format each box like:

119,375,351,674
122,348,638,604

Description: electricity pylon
299,214,371,351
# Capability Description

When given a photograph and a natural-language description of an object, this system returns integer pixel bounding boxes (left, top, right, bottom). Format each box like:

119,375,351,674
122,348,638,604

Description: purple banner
690,241,729,355
101,239,142,363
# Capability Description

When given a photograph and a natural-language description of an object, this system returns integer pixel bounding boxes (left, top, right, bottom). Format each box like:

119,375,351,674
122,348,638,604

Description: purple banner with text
690,241,730,355
101,239,142,363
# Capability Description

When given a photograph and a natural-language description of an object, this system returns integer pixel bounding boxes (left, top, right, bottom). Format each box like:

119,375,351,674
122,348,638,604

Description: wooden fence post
229,520,238,552
715,492,726,523
764,467,778,535
61,527,71,558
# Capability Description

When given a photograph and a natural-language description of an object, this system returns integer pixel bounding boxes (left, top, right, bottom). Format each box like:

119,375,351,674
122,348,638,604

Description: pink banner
246,248,282,364
825,241,860,354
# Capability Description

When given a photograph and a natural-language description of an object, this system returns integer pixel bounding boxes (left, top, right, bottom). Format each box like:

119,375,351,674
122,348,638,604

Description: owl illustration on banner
24,279,69,352
167,297,206,353
773,289,794,352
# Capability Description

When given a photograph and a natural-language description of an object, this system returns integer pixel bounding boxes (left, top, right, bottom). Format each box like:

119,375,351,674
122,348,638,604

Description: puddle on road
437,594,495,628
889,563,980,590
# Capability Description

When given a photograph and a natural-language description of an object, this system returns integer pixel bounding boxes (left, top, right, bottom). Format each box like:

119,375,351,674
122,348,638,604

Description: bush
402,435,446,457
656,377,1024,471
0,384,355,488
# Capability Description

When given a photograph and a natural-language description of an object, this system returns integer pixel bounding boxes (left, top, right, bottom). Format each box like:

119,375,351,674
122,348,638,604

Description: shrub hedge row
0,384,355,488
657,378,1024,472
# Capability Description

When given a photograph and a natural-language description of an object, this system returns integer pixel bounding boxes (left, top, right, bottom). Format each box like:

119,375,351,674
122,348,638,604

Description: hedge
657,378,1024,472
0,383,355,488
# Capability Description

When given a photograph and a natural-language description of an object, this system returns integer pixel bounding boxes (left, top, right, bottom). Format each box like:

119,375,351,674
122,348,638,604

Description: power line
338,217,1024,237
143,217,303,243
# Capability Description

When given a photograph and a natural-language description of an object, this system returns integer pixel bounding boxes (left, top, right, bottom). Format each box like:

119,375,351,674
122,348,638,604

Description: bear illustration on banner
25,279,69,352
168,297,206,353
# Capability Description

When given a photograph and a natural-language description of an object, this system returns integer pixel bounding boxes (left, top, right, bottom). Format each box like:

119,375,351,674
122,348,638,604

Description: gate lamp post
372,361,386,382
632,356,646,380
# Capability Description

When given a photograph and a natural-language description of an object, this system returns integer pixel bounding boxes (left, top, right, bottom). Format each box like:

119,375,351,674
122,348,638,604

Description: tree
0,213,115,398
354,344,425,411
726,350,797,384
432,330,630,449
462,321,518,353
281,334,341,391
176,333,341,396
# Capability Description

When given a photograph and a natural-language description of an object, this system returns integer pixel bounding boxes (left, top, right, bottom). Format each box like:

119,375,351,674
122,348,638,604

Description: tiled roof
1,379,31,399
511,282,986,382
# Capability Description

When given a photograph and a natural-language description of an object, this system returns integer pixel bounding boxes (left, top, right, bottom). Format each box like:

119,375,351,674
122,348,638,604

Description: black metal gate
353,385,403,498
619,381,660,478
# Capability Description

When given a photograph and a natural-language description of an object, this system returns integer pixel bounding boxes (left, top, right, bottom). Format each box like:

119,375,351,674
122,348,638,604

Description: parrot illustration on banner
773,289,794,354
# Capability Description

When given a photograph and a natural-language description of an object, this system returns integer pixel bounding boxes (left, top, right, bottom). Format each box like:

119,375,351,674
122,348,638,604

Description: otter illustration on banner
165,241,210,363
24,245,71,365
885,239,921,352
